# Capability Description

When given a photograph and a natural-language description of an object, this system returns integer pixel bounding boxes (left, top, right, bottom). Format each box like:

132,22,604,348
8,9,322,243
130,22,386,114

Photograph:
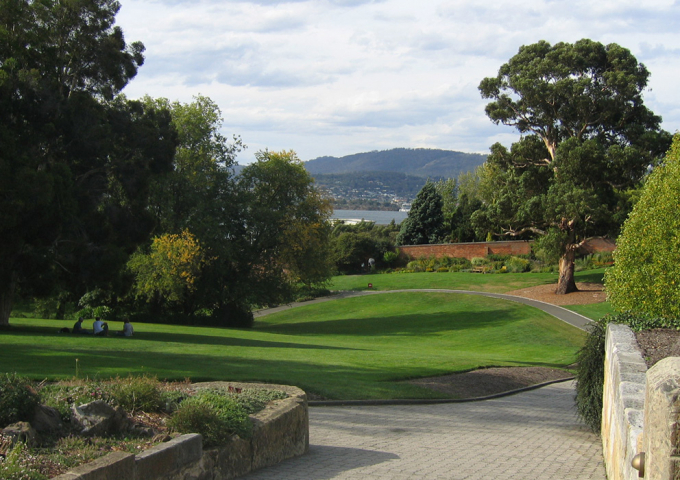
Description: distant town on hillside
304,148,487,210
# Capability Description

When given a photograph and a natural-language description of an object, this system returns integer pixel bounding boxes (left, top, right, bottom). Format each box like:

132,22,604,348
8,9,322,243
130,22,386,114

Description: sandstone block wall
641,357,680,480
602,324,647,480
53,385,308,480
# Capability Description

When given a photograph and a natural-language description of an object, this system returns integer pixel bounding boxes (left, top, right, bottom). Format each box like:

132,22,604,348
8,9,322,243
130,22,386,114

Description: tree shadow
251,444,400,478
0,324,356,350
258,308,528,336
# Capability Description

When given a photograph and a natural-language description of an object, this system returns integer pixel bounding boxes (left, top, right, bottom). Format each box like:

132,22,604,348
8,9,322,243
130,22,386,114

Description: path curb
309,376,575,407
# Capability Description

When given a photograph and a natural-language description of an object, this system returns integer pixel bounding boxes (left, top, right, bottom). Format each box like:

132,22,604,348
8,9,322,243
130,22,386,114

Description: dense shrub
0,374,40,428
169,390,252,446
109,375,163,413
606,135,680,318
504,256,531,273
607,311,680,332
575,318,607,432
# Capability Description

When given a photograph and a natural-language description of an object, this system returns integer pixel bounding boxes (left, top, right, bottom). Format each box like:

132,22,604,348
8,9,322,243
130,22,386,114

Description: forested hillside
305,148,486,177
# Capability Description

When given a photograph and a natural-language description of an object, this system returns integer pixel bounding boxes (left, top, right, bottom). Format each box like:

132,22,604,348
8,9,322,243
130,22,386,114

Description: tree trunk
555,246,578,294
0,275,17,328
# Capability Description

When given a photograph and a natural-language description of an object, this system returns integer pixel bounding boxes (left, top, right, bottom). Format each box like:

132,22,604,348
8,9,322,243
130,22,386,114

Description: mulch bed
635,329,680,368
405,367,574,399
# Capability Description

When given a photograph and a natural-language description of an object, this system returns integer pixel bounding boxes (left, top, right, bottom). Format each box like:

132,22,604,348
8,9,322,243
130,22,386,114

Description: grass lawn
564,302,616,321
329,269,607,293
4,292,584,400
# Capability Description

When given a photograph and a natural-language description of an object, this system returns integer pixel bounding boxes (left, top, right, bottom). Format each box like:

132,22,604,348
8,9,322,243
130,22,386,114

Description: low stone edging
52,383,308,480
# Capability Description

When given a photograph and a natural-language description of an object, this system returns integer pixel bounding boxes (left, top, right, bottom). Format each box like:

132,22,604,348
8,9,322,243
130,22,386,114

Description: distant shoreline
331,209,408,225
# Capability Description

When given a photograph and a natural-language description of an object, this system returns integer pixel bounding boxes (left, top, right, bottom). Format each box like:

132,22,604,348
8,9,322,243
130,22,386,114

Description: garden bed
0,377,298,479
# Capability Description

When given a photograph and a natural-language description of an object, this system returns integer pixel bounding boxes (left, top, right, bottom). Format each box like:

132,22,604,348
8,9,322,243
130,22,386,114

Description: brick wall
398,241,532,261
398,237,615,261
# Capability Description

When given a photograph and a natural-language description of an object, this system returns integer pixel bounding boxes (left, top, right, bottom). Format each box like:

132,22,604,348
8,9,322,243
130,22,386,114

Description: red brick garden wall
398,237,615,261
398,241,532,261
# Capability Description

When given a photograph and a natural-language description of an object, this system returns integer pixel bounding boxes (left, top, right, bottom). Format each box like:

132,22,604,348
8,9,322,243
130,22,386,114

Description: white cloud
117,0,680,162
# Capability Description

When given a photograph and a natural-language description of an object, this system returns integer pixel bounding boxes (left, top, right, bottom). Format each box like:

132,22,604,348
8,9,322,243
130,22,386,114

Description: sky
116,0,680,165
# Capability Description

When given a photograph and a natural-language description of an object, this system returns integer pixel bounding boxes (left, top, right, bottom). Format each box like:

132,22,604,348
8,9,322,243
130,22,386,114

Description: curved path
249,290,603,479
254,289,593,330
245,381,605,479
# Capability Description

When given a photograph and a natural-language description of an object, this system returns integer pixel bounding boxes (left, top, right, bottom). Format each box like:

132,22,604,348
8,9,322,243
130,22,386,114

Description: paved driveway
244,381,605,480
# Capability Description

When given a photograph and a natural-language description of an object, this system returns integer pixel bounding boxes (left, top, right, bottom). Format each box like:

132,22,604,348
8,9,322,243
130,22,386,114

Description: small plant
169,390,252,447
40,380,112,421
108,375,163,413
575,318,608,432
230,388,288,414
0,374,40,428
0,440,47,480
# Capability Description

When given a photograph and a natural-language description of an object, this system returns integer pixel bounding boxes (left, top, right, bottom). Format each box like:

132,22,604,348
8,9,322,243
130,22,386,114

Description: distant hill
304,148,487,178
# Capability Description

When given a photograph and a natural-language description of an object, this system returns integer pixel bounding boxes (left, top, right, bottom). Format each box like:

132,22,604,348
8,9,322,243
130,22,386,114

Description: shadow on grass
0,344,444,399
257,307,529,336
1,324,357,351
574,270,606,283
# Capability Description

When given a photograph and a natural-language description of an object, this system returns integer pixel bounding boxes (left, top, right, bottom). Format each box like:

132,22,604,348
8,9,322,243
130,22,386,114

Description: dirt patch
405,367,574,399
506,282,606,306
635,329,680,368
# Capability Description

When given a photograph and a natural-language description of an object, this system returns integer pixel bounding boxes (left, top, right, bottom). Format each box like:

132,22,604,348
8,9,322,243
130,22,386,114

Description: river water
331,209,408,225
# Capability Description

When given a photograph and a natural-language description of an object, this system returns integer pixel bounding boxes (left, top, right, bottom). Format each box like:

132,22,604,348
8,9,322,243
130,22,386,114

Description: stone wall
602,325,680,480
53,384,308,480
602,324,647,480
640,357,680,480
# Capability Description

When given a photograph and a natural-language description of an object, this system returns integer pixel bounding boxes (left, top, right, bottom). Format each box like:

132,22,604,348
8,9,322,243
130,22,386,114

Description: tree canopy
474,39,671,293
396,182,445,245
0,0,175,326
605,135,680,318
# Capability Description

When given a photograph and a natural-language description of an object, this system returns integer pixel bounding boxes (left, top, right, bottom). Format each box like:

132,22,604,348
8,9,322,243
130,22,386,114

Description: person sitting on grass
92,317,108,336
72,317,90,334
117,318,134,337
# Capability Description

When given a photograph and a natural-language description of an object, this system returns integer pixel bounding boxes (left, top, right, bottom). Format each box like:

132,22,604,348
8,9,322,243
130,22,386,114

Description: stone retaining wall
53,384,308,480
602,323,647,480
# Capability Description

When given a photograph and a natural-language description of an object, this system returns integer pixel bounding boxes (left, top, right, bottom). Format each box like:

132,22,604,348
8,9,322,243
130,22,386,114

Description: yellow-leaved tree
128,230,211,311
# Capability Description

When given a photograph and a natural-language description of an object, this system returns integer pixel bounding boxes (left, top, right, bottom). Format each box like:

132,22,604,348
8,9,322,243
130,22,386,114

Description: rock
71,400,130,437
2,422,37,447
32,405,63,434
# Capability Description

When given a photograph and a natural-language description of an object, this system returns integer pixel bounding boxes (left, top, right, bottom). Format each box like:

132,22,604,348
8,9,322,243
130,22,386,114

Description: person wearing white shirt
93,317,108,336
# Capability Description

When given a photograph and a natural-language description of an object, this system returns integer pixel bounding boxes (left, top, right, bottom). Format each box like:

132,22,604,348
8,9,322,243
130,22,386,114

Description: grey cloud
327,90,480,129
638,42,680,60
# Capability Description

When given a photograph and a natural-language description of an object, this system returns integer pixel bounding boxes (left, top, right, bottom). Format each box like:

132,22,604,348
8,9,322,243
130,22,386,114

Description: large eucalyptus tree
475,39,671,293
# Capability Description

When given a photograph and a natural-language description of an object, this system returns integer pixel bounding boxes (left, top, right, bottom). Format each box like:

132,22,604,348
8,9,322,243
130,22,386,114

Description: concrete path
249,290,602,478
244,381,605,479
254,289,593,330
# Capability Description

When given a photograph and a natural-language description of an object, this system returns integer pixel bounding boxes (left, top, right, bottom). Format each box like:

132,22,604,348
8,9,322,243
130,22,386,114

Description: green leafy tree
0,0,175,326
475,39,671,294
396,182,445,245
128,230,212,314
605,135,680,318
238,150,334,301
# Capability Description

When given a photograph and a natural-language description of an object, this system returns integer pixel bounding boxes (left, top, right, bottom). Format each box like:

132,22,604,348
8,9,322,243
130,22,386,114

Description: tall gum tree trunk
555,245,578,294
